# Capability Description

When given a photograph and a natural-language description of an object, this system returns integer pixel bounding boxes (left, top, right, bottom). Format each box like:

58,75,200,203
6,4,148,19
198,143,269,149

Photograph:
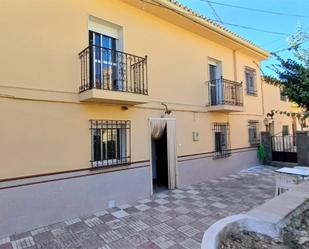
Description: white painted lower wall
0,149,258,238
177,149,259,187
0,165,151,238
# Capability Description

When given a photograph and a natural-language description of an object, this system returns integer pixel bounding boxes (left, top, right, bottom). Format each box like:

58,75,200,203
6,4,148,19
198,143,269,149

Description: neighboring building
262,79,295,136
262,79,309,135
290,103,309,132
0,0,297,236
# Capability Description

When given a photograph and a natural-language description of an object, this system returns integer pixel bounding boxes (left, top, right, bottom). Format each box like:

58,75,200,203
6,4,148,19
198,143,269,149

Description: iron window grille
248,120,260,146
90,120,131,168
213,123,231,158
245,67,257,96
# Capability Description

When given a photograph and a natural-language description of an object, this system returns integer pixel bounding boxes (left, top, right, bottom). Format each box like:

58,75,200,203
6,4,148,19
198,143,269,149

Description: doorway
208,59,223,105
149,118,177,194
152,127,168,192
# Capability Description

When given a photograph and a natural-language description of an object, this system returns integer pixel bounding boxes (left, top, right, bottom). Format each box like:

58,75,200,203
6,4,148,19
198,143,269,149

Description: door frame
208,58,223,104
148,118,178,195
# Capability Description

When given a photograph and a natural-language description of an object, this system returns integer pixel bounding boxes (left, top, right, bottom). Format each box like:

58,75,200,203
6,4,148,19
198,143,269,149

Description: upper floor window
88,16,123,91
79,16,148,95
245,67,257,96
208,59,225,105
89,31,117,50
89,30,119,90
90,120,131,168
248,120,260,146
280,89,288,101
282,125,289,136
213,123,231,158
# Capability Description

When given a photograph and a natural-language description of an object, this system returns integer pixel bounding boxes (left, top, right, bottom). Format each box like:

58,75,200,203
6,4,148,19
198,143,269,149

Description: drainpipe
228,50,238,148
233,50,237,82
253,60,265,117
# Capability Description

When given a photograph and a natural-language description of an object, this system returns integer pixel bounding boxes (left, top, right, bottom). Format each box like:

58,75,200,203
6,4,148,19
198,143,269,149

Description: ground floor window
90,120,130,168
213,123,231,158
248,120,260,146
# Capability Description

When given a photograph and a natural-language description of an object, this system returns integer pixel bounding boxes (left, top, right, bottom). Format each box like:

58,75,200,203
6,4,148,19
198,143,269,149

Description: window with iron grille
245,67,257,96
213,123,231,158
248,120,260,145
90,120,131,168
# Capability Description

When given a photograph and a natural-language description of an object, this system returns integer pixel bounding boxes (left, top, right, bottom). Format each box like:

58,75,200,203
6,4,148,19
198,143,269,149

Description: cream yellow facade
0,0,267,179
0,0,299,236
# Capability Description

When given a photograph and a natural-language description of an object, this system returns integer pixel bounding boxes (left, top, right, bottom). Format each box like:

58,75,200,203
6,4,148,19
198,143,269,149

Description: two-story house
0,0,296,237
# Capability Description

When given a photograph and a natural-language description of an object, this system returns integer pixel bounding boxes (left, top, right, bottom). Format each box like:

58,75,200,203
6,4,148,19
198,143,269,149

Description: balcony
206,77,244,112
79,45,148,104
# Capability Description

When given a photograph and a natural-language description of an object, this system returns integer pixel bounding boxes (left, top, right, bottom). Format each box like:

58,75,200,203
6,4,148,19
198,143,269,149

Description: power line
200,0,309,19
220,22,289,36
272,38,309,53
261,37,288,47
140,0,290,36
205,0,223,25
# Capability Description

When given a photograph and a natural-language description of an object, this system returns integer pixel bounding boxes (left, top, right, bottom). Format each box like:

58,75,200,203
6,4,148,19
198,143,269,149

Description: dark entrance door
271,135,297,163
152,127,168,192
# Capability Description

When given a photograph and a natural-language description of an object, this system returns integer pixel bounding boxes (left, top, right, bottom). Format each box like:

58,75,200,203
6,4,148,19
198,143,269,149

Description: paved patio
0,166,276,249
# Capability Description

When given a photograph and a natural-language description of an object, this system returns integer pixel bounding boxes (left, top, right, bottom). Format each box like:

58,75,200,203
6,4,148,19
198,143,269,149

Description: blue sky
178,0,309,75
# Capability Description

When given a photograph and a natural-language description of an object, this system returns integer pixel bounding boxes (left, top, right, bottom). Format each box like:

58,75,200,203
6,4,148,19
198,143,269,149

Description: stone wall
296,131,309,166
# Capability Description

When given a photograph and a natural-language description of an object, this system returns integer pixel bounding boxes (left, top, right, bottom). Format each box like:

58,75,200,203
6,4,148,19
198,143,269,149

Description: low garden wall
201,180,309,249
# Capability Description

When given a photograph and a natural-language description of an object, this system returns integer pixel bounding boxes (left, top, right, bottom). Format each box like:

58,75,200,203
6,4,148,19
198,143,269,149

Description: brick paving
0,166,276,249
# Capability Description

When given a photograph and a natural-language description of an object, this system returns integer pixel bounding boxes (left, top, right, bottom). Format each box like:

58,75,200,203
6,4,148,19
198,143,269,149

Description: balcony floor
79,89,149,105
206,104,245,112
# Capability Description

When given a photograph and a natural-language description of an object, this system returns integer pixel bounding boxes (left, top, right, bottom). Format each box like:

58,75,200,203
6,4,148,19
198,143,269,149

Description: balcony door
89,31,123,91
208,60,223,105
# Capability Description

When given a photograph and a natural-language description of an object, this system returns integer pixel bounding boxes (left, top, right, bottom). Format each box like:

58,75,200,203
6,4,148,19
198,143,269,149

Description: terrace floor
0,166,276,249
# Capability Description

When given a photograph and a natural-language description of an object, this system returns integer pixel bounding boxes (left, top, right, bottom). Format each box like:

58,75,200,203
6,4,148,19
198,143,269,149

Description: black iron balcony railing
79,45,148,95
206,77,243,106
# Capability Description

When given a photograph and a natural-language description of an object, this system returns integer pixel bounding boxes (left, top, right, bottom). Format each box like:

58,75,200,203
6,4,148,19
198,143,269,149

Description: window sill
249,141,260,146
246,92,258,97
91,159,130,169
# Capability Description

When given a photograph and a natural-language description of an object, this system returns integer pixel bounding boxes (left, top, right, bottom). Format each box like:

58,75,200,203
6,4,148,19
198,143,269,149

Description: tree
264,27,309,110
264,27,309,129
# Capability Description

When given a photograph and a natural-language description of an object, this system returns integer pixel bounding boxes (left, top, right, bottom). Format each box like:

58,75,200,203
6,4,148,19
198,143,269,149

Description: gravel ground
219,231,288,249
282,208,309,249
220,207,309,249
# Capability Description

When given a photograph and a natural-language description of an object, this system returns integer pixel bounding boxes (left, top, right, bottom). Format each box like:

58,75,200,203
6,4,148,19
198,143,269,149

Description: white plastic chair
275,173,301,196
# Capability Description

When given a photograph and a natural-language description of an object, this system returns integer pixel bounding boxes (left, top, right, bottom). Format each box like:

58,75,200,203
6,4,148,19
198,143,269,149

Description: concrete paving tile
2,167,276,249
180,238,201,249
154,199,169,205
111,210,129,219
135,204,151,211
152,236,176,249
117,204,131,210
99,230,122,244
0,243,13,249
126,234,148,247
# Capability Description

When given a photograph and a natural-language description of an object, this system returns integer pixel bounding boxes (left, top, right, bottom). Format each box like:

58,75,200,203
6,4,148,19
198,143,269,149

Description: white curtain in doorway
166,120,177,189
150,119,167,140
